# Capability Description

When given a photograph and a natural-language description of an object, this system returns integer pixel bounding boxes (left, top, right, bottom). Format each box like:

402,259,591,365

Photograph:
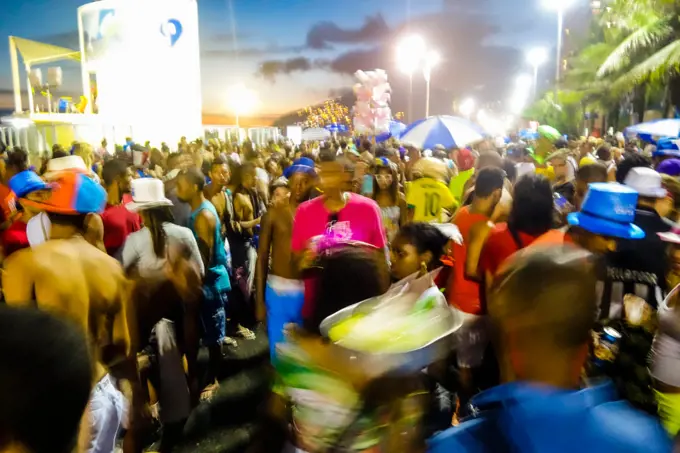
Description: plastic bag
328,271,452,353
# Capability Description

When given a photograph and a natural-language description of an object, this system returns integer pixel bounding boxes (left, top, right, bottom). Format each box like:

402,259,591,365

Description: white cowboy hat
43,155,88,178
125,178,173,212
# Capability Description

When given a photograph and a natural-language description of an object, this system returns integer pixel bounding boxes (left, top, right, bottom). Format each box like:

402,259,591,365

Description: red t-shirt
2,219,28,257
0,184,18,225
448,206,489,315
101,204,141,257
478,223,541,278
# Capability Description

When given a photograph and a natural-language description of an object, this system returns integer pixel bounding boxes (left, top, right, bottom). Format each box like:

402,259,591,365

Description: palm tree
597,0,680,115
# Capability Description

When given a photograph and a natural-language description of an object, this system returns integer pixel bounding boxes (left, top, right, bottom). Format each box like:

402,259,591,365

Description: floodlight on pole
226,83,258,142
543,0,576,103
397,35,426,122
460,97,475,118
527,47,548,99
423,50,440,118
516,74,533,93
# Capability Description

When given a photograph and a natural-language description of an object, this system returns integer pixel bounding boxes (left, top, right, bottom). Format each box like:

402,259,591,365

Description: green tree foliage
524,0,677,131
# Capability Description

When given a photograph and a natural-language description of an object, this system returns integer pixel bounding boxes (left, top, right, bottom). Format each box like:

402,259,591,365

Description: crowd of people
1,129,680,453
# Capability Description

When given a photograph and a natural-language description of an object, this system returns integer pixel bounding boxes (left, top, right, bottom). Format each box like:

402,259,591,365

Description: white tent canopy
11,36,80,66
9,36,81,114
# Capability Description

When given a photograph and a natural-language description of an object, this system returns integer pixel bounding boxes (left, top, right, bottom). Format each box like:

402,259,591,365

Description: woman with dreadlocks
120,178,205,450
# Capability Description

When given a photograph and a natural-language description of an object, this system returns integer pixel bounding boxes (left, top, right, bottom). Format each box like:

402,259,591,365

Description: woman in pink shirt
291,150,388,319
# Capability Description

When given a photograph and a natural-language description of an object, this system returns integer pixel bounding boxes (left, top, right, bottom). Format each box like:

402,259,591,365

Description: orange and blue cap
21,171,106,215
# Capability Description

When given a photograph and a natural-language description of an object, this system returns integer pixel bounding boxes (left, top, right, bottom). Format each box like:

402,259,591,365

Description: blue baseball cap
9,170,49,199
567,183,644,240
21,171,106,215
284,157,316,179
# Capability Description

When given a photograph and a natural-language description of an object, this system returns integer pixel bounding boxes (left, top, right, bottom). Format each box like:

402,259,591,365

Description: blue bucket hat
9,170,49,199
284,157,317,179
566,183,645,240
654,137,680,158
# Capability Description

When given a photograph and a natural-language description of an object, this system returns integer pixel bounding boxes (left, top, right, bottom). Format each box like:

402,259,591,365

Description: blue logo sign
97,9,117,39
160,19,183,47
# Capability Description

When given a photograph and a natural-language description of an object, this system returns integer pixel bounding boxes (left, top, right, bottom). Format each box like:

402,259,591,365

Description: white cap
125,178,173,212
44,155,88,178
624,167,667,198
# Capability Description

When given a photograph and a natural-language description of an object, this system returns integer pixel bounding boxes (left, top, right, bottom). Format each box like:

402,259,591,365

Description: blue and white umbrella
625,119,680,143
399,115,486,149
376,121,407,143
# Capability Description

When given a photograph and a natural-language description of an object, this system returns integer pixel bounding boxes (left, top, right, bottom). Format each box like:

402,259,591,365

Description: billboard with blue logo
78,0,202,143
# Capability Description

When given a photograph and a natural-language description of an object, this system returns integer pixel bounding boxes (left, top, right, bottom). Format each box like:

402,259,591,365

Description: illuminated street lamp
527,47,548,99
516,74,533,92
510,74,533,115
544,0,576,102
509,95,527,114
423,50,440,118
227,83,258,142
460,97,475,118
397,35,426,122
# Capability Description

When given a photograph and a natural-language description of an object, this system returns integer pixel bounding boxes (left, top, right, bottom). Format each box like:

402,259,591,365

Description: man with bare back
176,167,233,397
256,157,316,360
2,171,134,453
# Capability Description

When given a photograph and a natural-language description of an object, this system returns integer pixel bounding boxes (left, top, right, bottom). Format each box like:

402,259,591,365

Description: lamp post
460,97,475,119
227,83,258,143
509,74,533,115
526,47,547,99
423,50,440,118
397,35,425,122
544,0,575,103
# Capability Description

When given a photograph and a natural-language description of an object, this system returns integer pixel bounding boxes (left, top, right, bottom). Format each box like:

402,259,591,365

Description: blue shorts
200,285,228,346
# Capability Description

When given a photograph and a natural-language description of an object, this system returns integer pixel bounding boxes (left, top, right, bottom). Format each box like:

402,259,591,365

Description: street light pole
408,72,413,122
554,7,564,103
527,47,547,101
533,63,539,99
235,113,240,143
397,35,426,121
423,51,440,119
425,73,431,118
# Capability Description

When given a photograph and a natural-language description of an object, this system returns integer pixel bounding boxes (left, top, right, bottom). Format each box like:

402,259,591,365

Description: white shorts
453,308,489,369
84,374,128,453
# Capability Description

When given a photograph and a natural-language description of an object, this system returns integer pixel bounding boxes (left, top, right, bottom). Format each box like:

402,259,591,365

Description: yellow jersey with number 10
406,177,456,222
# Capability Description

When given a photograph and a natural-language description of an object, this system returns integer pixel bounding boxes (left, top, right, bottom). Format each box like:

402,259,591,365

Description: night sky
0,0,572,118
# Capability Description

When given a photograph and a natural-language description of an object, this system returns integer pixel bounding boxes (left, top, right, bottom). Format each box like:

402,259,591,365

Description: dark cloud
261,9,523,118
258,57,329,81
256,10,506,83
328,87,352,98
39,31,81,50
206,14,389,59
306,14,390,50
256,47,384,81
328,48,384,74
